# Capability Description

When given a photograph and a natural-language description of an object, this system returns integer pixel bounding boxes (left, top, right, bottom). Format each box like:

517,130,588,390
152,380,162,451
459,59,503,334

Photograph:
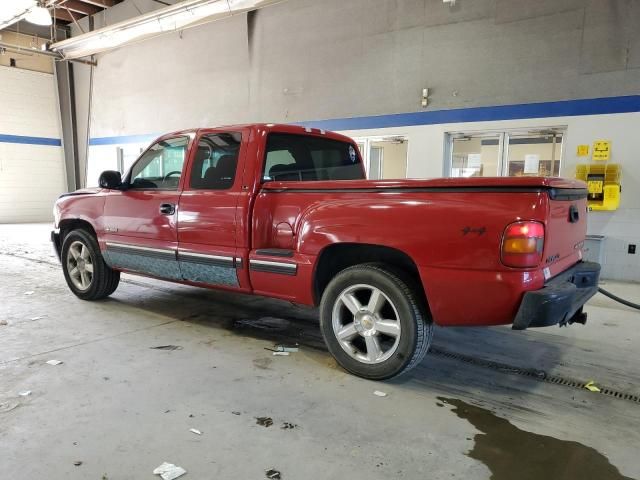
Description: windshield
263,132,365,182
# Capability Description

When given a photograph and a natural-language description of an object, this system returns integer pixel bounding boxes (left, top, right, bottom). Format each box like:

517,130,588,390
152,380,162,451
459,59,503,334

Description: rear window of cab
263,133,365,182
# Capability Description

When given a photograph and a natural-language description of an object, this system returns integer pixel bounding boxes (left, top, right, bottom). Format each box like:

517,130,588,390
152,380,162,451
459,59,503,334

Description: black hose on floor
598,287,640,310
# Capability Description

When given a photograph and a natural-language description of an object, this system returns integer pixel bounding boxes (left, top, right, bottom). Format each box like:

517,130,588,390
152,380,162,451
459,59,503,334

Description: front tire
319,263,433,380
61,229,120,300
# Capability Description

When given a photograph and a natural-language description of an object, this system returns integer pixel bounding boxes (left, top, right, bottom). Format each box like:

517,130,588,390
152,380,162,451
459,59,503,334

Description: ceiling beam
0,41,97,66
52,7,82,22
73,0,116,7
47,0,116,7
57,0,102,15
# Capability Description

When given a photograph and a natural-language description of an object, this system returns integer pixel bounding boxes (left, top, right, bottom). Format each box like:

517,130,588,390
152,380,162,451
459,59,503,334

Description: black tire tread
61,228,120,300
320,262,433,380
360,263,432,377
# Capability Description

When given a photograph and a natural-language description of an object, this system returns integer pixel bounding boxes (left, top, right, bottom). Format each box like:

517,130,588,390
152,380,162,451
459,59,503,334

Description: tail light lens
501,221,545,268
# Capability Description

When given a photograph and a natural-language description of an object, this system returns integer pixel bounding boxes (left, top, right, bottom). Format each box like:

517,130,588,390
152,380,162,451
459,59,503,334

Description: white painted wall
342,112,640,281
86,111,640,283
70,0,639,281
85,111,640,281
86,142,148,185
0,66,66,223
85,112,640,282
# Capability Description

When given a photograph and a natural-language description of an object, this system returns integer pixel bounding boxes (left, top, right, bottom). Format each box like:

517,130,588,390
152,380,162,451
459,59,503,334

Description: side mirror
99,170,123,189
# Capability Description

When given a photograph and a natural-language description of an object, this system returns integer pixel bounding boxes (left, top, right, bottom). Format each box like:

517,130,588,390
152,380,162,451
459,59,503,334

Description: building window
353,135,408,180
446,128,565,178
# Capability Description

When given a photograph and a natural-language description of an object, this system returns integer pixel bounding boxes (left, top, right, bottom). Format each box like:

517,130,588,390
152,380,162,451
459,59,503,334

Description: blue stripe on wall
298,95,640,131
87,95,640,145
89,133,158,146
0,134,62,146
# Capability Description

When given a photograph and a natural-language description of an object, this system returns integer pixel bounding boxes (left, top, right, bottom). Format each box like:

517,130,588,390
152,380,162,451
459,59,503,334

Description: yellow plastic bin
575,164,621,211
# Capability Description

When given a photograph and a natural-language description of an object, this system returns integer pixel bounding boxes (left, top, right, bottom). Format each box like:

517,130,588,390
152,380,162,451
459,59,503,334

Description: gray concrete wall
73,0,640,138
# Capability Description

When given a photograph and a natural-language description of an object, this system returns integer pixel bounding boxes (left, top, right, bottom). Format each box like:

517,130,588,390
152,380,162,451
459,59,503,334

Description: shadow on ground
105,276,565,397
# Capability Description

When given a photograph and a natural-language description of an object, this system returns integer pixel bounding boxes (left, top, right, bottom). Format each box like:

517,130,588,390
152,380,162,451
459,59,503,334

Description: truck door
177,130,248,289
102,135,192,280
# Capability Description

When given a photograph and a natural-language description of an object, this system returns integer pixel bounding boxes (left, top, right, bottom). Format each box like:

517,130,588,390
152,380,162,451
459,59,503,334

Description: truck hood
58,187,102,199
262,177,587,192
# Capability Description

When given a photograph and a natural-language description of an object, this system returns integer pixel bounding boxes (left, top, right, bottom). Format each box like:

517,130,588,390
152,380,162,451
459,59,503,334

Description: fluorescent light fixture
25,4,52,26
51,0,283,60
0,0,37,30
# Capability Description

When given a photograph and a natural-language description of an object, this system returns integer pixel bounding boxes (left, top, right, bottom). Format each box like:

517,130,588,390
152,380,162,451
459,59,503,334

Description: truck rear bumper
512,261,600,330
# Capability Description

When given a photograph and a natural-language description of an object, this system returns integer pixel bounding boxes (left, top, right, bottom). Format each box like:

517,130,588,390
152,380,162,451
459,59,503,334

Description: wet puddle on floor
440,397,634,480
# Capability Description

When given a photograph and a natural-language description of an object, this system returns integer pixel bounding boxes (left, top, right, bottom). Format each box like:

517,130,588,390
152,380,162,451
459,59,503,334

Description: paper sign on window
467,153,482,168
524,154,540,174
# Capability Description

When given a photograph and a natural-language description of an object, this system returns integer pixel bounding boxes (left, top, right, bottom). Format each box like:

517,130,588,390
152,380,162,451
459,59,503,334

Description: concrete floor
1,223,639,480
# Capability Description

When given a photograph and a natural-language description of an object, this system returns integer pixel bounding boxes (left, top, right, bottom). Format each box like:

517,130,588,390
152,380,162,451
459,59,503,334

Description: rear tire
61,229,120,300
319,263,433,380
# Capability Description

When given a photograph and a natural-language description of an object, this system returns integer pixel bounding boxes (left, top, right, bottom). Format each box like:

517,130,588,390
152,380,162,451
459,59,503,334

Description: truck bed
261,176,587,192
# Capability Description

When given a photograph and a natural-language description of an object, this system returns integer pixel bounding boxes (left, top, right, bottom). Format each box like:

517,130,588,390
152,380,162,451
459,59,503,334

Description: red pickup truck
52,123,600,379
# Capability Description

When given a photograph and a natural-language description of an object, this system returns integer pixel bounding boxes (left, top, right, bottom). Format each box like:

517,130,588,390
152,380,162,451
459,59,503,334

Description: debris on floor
73,461,83,466
45,360,63,366
24,291,34,295
373,390,388,397
150,345,183,351
280,345,299,352
265,468,281,479
153,462,187,480
18,391,31,397
256,416,274,427
585,380,601,393
281,422,298,429
272,351,290,356
265,344,300,353
0,319,7,326
0,401,19,413
29,316,45,321
231,411,241,416
189,428,202,435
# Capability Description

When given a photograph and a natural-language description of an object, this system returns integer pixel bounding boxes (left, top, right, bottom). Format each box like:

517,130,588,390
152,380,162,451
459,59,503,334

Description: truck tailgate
543,187,589,278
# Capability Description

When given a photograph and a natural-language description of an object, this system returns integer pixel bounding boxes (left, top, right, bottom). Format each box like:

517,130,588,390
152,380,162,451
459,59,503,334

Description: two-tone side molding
249,259,297,276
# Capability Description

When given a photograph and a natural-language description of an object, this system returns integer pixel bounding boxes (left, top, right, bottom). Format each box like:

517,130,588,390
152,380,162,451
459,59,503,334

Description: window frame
188,131,243,191
125,135,191,191
261,132,365,183
445,127,566,178
352,135,409,180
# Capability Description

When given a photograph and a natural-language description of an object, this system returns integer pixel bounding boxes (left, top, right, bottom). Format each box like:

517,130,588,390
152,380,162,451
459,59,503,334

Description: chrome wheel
66,240,94,291
331,283,402,364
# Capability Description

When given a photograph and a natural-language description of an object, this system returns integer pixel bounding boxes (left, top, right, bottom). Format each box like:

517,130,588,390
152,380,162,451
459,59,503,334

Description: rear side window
263,133,364,182
190,132,241,190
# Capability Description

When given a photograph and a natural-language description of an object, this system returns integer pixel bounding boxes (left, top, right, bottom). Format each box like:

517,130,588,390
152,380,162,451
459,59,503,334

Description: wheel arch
58,220,121,300
313,243,428,311
59,218,98,241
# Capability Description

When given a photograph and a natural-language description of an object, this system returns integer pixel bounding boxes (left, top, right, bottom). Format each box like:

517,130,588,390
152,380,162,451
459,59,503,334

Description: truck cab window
190,132,242,190
263,133,365,182
129,137,189,190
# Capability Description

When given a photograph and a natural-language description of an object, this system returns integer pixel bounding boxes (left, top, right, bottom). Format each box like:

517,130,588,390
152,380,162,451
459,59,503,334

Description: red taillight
501,221,545,268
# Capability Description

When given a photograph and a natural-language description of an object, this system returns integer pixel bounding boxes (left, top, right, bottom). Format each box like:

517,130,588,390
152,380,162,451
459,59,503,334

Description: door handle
569,204,579,223
159,203,175,215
